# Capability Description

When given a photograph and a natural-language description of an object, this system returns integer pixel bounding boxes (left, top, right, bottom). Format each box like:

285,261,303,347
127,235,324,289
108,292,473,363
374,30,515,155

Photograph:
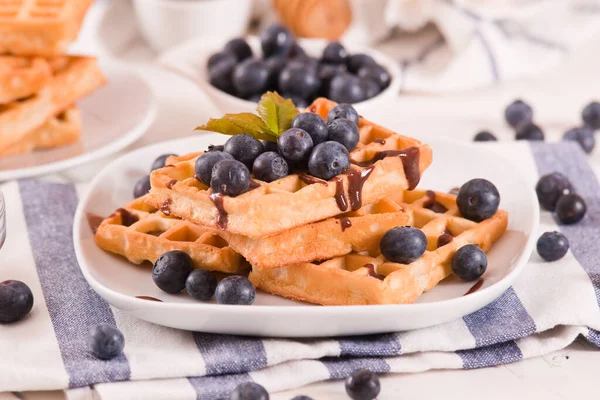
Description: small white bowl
159,36,402,114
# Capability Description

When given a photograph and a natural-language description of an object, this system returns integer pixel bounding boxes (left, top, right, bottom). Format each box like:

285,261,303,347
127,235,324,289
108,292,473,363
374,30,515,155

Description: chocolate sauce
210,193,228,229
164,164,175,168
116,208,139,227
464,279,484,296
86,212,104,234
309,105,317,113
345,165,375,211
135,296,163,302
249,179,261,190
299,173,327,185
167,179,178,189
333,177,348,211
373,138,386,145
160,199,171,216
449,187,461,196
437,231,454,248
424,190,448,214
351,147,421,190
339,217,352,232
364,264,384,280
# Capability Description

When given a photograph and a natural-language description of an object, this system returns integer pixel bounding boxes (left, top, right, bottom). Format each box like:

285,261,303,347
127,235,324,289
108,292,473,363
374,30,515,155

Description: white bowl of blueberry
160,24,401,114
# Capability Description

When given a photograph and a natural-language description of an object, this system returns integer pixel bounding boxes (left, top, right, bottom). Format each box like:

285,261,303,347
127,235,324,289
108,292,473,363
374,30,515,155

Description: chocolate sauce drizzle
167,179,178,189
464,279,484,296
364,263,385,280
116,208,139,227
86,212,104,234
449,187,461,196
345,165,375,211
339,217,352,232
333,177,348,211
299,173,327,186
249,179,261,190
135,296,163,302
437,231,454,248
373,138,386,145
210,193,228,229
160,199,171,216
351,147,421,190
424,190,448,214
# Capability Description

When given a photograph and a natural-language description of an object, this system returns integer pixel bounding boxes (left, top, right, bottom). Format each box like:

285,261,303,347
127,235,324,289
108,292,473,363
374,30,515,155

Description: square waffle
94,195,248,275
0,0,94,56
146,98,433,238
0,56,52,104
249,189,508,305
0,105,80,157
0,55,105,154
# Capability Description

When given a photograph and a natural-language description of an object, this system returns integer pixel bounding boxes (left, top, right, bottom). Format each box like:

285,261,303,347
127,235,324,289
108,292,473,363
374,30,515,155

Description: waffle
94,195,248,275
0,0,94,56
249,189,508,305
0,56,104,153
0,105,80,157
0,56,52,104
147,98,432,238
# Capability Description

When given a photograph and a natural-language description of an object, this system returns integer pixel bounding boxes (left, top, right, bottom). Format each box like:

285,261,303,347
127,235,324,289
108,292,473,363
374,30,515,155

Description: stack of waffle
0,0,104,157
95,98,508,305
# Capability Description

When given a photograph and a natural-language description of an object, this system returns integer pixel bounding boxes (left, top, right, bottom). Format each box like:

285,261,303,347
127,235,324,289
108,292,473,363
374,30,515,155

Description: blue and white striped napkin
1,142,599,400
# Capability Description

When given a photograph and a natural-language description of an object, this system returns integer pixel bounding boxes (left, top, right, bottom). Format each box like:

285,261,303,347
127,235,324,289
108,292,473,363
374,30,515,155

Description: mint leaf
196,113,277,141
256,92,299,138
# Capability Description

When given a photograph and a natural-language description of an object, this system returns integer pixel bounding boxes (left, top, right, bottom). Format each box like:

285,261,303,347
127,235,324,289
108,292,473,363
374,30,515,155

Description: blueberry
308,141,350,180
322,41,347,64
261,23,294,58
555,193,586,225
208,51,237,71
328,73,366,104
515,122,544,141
0,280,33,324
505,99,533,128
582,101,600,130
278,128,314,162
207,144,225,152
195,151,234,185
287,56,319,72
211,159,251,196
326,103,359,126
357,64,390,90
232,59,270,98
327,118,359,151
264,56,286,90
288,41,306,59
360,78,381,99
345,369,381,400
473,131,497,142
208,56,237,94
537,231,569,262
215,276,256,305
230,382,268,400
151,153,177,171
224,134,264,168
253,151,289,182
291,397,313,400
457,179,500,222
88,323,125,360
223,38,253,62
380,226,427,264
346,53,376,74
318,63,347,94
152,250,194,294
291,112,328,145
563,126,595,154
185,269,217,301
452,245,487,281
535,173,573,211
262,140,279,153
279,63,321,100
133,175,151,198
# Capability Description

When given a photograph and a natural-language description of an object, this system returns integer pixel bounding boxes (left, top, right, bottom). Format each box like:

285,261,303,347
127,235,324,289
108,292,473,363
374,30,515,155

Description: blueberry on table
195,151,234,186
88,323,125,360
555,193,587,225
207,51,237,71
151,153,177,171
515,122,544,141
326,103,360,126
537,231,569,262
224,134,264,168
278,63,321,100
457,179,500,222
308,141,350,180
260,23,294,58
216,276,256,305
253,151,289,182
232,59,270,99
452,244,487,281
322,41,348,64
563,126,595,154
208,56,237,95
223,38,253,62
505,99,533,128
211,159,251,197
346,53,376,74
133,175,151,199
345,369,381,400
327,118,360,151
278,128,314,162
535,172,573,211
380,226,427,264
582,101,600,130
152,250,194,294
0,280,33,324
291,112,329,145
328,73,367,104
185,269,218,301
358,64,390,90
473,131,497,142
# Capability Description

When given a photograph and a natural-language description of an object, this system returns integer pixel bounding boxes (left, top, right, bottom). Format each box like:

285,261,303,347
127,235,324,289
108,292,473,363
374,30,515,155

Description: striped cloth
1,142,599,400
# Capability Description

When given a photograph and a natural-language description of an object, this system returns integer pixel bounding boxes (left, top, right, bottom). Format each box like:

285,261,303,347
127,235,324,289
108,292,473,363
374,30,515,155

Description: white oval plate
74,134,538,337
0,63,156,181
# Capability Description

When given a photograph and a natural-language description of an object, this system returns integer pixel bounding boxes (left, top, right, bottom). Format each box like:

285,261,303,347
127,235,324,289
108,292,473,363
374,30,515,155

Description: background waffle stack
0,0,104,158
